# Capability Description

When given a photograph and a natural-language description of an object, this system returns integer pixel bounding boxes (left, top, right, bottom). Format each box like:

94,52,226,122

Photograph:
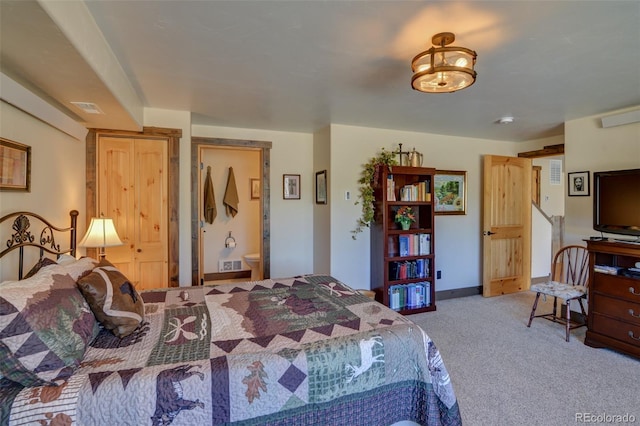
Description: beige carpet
408,292,639,426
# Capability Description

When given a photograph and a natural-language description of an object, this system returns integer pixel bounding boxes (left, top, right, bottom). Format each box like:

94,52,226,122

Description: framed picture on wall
0,137,31,192
434,170,466,215
250,178,260,199
283,174,301,199
316,170,327,204
568,171,590,196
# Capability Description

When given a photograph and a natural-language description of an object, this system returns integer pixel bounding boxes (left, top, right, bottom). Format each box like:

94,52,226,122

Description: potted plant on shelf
395,206,415,230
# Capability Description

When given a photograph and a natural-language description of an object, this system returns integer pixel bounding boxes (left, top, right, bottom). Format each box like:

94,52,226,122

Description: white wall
564,107,640,245
327,124,526,292
313,126,331,274
0,101,87,281
192,125,314,279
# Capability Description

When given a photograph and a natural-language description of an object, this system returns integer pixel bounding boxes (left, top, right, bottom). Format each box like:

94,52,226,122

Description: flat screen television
593,168,640,240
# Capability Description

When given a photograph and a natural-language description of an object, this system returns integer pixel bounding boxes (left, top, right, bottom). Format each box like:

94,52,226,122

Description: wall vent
70,101,104,114
549,159,562,185
219,259,244,272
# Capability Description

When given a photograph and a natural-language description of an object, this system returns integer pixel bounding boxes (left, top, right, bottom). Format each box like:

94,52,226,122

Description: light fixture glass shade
79,217,123,252
411,32,477,93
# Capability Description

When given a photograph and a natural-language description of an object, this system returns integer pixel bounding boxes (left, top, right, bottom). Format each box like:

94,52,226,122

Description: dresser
585,240,640,359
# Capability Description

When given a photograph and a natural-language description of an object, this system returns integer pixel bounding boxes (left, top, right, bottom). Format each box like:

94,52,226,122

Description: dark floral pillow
0,265,99,387
77,260,144,338
23,257,57,279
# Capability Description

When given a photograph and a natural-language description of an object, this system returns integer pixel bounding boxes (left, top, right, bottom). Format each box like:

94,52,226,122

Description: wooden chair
527,245,589,341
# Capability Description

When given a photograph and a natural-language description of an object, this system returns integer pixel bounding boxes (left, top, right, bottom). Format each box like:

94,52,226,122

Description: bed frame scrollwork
0,210,78,279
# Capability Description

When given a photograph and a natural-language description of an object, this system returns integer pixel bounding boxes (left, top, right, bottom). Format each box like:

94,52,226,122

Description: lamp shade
79,217,123,248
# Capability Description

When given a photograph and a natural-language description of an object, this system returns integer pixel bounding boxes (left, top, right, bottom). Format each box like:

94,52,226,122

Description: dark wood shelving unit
371,166,436,315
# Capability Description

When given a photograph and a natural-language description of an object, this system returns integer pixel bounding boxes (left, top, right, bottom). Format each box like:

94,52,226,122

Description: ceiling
1,1,639,142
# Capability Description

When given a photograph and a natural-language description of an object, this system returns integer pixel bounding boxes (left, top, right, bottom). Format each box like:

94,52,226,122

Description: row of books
385,176,431,202
399,181,431,202
398,233,431,257
389,282,431,311
388,259,430,280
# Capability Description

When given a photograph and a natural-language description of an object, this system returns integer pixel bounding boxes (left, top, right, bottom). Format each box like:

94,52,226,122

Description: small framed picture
283,174,301,199
568,171,590,196
316,170,327,204
434,170,466,215
0,138,31,192
250,178,260,200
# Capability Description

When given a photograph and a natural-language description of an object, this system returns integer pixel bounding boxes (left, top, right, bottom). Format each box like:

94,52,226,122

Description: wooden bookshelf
371,166,436,314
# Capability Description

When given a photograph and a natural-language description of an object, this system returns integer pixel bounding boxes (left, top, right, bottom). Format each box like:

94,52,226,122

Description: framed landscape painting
434,170,466,215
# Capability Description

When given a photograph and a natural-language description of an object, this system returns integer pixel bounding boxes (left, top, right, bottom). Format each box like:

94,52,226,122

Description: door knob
483,231,496,236
137,248,142,253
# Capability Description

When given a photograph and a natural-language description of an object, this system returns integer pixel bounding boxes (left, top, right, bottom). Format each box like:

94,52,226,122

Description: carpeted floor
408,291,639,426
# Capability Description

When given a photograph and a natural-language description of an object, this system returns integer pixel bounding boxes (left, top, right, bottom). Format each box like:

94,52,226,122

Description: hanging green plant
351,148,398,239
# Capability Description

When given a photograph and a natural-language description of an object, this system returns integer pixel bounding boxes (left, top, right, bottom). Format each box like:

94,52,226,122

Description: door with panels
97,135,168,290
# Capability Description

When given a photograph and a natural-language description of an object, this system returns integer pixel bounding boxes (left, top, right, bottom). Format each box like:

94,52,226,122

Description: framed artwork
250,178,260,200
434,170,466,215
0,138,31,192
568,171,590,196
315,170,327,204
283,174,301,199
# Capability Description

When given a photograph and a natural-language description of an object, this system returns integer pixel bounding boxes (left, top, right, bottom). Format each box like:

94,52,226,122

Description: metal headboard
0,210,78,280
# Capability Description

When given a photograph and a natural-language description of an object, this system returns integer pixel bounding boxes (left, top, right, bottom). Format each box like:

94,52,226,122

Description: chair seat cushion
531,281,586,300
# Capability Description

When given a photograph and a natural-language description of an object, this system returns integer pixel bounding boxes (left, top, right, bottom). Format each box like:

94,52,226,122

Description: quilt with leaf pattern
1,274,460,426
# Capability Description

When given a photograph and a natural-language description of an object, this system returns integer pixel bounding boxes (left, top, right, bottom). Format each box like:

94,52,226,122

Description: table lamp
79,216,123,259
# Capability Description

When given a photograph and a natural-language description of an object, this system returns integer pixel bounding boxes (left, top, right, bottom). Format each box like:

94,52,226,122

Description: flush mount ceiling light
411,32,477,93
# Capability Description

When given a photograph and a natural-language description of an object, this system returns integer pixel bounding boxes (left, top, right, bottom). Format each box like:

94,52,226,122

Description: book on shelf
389,259,430,280
387,175,396,201
397,234,431,257
399,179,431,202
388,282,430,311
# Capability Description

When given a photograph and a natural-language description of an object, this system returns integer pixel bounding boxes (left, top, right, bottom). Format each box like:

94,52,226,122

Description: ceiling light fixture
411,32,477,93
498,116,515,124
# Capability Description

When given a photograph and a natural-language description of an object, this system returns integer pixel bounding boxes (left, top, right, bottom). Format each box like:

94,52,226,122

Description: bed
0,211,461,426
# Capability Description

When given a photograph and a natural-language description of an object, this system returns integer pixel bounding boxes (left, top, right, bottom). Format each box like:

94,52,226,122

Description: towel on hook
223,166,239,217
204,166,217,224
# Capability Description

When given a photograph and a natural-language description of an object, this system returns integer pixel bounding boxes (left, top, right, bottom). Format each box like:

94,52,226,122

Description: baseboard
531,275,550,284
204,270,251,282
436,286,482,301
560,304,588,324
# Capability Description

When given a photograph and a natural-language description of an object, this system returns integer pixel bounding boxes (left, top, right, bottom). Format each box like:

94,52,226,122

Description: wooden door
98,136,168,290
482,155,532,297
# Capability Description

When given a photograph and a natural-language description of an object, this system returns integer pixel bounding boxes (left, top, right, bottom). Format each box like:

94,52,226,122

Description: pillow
23,257,57,279
0,265,100,387
77,261,144,338
56,253,78,266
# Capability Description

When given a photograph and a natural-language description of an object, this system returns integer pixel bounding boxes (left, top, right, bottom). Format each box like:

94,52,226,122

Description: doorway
86,127,181,288
190,137,272,286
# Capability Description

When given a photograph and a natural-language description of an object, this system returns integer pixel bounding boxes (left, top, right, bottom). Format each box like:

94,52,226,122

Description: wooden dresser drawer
592,273,640,303
591,314,640,347
591,295,640,326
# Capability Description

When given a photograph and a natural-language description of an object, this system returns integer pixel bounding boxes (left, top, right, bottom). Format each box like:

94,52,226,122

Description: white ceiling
1,1,639,142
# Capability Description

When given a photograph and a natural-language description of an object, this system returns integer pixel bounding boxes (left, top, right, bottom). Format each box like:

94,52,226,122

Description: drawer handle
629,331,640,341
630,287,640,296
630,309,640,318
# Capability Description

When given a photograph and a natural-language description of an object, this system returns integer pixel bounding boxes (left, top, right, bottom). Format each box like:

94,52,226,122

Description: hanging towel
223,166,239,217
204,166,217,224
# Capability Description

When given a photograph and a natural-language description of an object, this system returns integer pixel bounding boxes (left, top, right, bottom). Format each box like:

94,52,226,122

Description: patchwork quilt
0,275,461,426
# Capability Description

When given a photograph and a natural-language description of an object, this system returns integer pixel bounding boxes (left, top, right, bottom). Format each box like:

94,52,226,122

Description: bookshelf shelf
371,165,436,314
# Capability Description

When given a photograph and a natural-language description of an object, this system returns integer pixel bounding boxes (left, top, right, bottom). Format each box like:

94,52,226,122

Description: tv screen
593,168,640,239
